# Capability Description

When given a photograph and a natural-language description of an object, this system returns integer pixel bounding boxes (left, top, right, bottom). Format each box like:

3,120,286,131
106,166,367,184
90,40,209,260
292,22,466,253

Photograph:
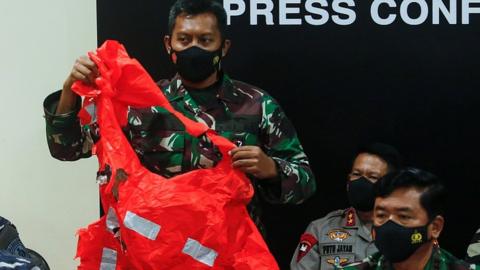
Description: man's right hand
56,56,99,115
64,55,99,91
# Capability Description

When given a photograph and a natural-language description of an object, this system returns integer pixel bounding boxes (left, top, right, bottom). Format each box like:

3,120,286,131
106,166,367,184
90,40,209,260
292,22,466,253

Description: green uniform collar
165,73,243,105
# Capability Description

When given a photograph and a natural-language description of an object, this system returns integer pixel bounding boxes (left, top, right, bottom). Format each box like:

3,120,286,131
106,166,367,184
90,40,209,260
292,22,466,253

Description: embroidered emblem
346,208,356,226
327,256,349,267
327,229,351,242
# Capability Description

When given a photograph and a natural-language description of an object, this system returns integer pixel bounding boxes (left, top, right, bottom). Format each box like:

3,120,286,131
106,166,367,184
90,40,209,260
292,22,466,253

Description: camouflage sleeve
466,228,480,264
290,222,321,270
257,94,316,204
43,90,92,161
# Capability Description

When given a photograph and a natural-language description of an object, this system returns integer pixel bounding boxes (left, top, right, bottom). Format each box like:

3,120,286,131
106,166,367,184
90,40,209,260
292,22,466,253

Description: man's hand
230,146,278,180
65,55,99,88
56,56,99,115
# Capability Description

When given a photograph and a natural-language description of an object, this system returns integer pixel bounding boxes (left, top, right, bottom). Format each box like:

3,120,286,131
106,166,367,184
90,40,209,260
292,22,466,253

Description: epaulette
344,208,356,227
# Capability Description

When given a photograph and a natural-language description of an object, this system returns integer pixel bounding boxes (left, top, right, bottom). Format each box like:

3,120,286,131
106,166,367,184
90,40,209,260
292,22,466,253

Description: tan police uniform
291,207,377,270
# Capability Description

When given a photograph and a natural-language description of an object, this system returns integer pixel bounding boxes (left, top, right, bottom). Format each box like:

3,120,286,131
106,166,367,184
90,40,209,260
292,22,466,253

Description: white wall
0,1,98,269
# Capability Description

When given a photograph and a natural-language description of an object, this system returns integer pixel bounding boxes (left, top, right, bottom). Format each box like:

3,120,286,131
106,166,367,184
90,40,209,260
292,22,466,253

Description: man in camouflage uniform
43,0,315,236
291,143,401,269
339,168,479,270
466,228,480,264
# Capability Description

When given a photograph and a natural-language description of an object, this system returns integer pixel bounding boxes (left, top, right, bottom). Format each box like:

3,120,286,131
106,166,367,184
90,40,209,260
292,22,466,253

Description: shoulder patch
296,233,318,262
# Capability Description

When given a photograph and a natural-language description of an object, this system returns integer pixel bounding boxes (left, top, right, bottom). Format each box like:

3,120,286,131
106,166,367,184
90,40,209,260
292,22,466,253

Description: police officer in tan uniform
291,143,402,270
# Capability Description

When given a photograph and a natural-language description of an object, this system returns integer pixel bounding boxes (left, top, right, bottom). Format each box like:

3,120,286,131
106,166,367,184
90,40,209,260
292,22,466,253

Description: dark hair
375,167,446,220
168,0,227,39
354,143,402,173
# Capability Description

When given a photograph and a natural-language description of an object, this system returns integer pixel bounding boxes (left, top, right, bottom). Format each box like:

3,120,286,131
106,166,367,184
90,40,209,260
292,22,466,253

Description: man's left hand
229,146,278,179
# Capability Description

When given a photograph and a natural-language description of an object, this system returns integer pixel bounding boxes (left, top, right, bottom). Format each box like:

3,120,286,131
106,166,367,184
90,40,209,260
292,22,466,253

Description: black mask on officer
347,177,376,212
373,220,430,263
170,46,223,83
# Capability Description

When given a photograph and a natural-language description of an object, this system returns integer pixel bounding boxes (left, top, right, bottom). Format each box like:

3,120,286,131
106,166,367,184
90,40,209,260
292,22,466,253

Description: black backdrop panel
97,1,480,268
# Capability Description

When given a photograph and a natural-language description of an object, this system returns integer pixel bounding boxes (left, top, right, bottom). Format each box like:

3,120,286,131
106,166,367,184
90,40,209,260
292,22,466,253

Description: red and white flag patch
296,233,318,262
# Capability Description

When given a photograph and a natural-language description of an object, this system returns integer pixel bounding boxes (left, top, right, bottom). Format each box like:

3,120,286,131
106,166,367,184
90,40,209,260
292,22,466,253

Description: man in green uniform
291,143,401,269
339,168,478,270
43,0,316,236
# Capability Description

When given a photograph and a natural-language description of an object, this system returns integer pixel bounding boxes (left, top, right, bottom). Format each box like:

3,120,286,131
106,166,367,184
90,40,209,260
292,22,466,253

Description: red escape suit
72,40,279,270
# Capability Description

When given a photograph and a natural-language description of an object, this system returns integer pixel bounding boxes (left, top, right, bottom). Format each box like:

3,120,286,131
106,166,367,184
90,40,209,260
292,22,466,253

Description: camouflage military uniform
338,248,478,270
466,228,480,264
43,73,316,236
291,207,378,270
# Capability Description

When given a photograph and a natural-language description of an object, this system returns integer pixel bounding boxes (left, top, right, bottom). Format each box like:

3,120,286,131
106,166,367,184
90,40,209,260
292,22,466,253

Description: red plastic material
72,40,279,270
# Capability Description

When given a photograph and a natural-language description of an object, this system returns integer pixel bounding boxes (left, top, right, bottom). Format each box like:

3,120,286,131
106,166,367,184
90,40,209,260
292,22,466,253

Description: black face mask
347,177,376,211
373,220,429,263
171,46,222,83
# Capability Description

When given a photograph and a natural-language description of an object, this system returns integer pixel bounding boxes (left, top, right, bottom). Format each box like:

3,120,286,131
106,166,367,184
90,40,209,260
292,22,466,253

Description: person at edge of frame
338,168,479,270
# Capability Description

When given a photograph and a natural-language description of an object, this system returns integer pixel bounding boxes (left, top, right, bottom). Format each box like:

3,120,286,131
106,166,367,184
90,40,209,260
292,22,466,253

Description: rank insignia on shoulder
327,256,350,267
345,208,356,226
296,233,318,262
327,229,351,242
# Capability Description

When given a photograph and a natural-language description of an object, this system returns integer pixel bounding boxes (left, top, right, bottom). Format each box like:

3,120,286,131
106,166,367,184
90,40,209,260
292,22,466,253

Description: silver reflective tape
123,211,160,240
106,207,120,233
100,248,117,270
182,238,218,267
